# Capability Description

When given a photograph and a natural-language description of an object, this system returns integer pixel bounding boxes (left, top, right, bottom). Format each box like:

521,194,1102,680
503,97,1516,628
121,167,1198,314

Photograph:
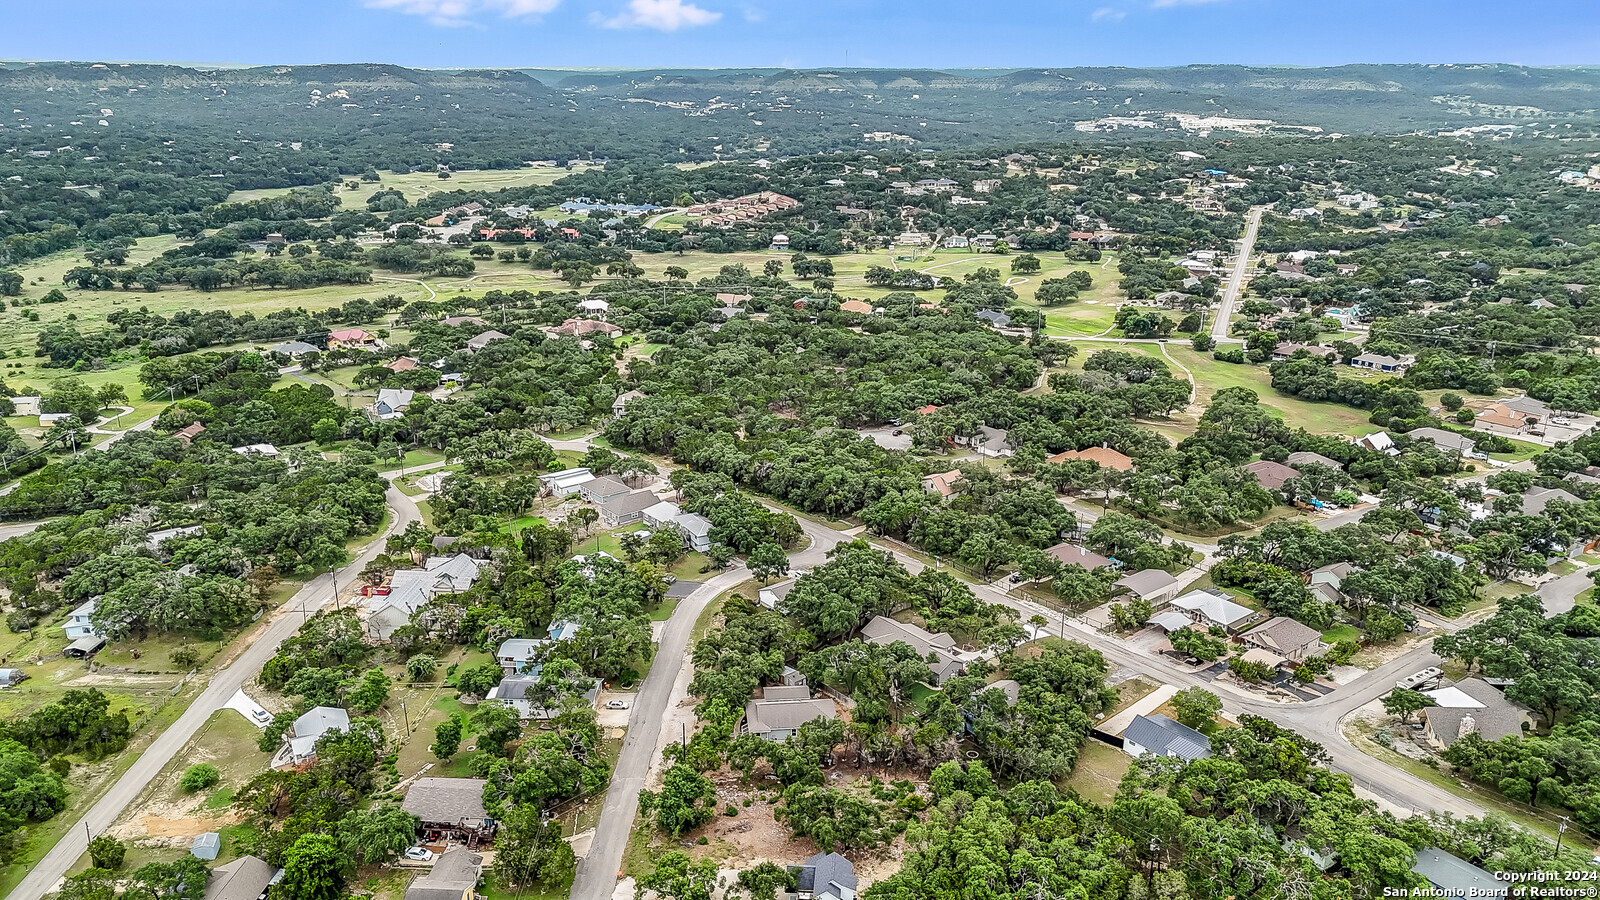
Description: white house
641,499,682,528
63,598,99,639
277,706,349,768
466,330,510,352
538,467,595,497
364,554,484,641
372,389,414,421
672,513,714,553
496,638,547,676
1123,714,1210,760
612,389,645,419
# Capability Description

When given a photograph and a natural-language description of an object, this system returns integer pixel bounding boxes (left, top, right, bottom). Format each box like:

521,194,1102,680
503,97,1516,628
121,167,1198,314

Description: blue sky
1,0,1596,69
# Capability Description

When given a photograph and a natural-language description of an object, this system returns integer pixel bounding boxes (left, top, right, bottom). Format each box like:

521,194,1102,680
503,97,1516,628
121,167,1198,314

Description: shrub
180,763,221,793
170,646,200,669
88,834,125,870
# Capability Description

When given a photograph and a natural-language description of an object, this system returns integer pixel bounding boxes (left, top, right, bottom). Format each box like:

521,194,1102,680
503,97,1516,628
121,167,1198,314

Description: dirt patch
65,673,182,689
109,796,246,842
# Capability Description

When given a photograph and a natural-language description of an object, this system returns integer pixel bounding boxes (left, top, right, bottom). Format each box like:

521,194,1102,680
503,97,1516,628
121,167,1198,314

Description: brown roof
1045,543,1114,570
1475,403,1530,430
1244,617,1326,656
923,470,963,497
839,299,873,314
1046,446,1134,471
1245,459,1301,490
386,356,420,371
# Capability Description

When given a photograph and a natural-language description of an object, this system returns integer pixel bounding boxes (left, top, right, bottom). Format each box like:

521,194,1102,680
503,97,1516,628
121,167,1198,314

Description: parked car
250,708,272,724
405,847,435,862
1008,572,1024,583
1553,416,1573,426
605,699,630,710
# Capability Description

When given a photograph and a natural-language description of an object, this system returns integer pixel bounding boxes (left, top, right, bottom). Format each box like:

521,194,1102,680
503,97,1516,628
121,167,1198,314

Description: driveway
223,689,272,729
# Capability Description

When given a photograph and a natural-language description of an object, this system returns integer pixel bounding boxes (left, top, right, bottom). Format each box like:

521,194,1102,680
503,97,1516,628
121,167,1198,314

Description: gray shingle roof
401,777,489,823
204,855,276,900
744,698,837,735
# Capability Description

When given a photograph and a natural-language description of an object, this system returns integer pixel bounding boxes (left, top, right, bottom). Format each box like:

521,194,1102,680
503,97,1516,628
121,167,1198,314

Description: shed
191,832,221,861
64,635,106,658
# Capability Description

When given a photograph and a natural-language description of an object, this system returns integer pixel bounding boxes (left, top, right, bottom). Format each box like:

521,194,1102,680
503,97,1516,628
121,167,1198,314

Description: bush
1213,347,1247,363
1191,334,1216,352
1440,392,1463,411
170,646,199,670
179,763,221,793
88,834,125,870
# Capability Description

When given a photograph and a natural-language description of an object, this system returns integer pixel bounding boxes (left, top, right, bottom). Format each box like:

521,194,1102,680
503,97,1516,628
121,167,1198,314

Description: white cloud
1091,6,1125,21
599,0,721,30
365,0,560,26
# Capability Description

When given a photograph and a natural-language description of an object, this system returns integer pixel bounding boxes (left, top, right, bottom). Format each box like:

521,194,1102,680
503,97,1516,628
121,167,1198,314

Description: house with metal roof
579,476,631,505
641,499,682,528
278,706,350,768
1171,589,1260,633
1122,714,1210,761
495,638,547,676
63,598,100,639
538,466,595,497
1412,848,1506,897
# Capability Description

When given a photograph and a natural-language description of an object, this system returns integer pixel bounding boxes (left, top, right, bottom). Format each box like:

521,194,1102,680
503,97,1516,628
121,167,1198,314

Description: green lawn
1161,345,1385,436
1320,624,1362,644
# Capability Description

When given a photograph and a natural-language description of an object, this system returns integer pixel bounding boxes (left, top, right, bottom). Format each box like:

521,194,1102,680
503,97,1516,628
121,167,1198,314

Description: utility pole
1555,816,1570,859
400,698,410,733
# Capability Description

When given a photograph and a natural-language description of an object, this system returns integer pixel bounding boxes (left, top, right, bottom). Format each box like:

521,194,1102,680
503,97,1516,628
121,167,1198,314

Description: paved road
1210,206,1266,343
1538,565,1598,617
773,515,1488,818
569,566,751,900
8,481,421,900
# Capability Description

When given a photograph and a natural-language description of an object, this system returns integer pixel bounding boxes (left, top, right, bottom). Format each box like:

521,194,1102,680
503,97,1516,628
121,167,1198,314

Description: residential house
838,299,874,315
465,330,510,352
1122,714,1211,761
232,443,281,458
1148,611,1194,633
1244,459,1300,491
579,476,631,505
488,674,599,720
496,638,546,676
672,513,714,553
404,848,482,900
781,666,808,687
1113,569,1182,606
1285,451,1342,470
372,388,415,421
1045,543,1113,571
943,235,970,249
537,467,594,497
771,234,790,251
402,777,496,846
743,695,837,742
267,341,318,358
1241,617,1328,662
63,598,99,640
1308,562,1353,605
787,851,857,900
612,389,645,418
386,356,420,372
975,309,1012,328
759,579,797,611
967,426,1012,458
1349,353,1414,373
202,855,278,900
1472,402,1536,436
1412,848,1506,898
365,554,484,641
1522,485,1581,516
38,413,74,427
1354,431,1398,455
278,706,349,768
1046,446,1135,471
547,318,622,339
600,491,659,527
9,396,40,416
922,469,964,500
970,233,998,250
1171,589,1260,633
1273,343,1337,361
578,298,610,315
1419,678,1530,747
861,616,965,685
442,315,488,328
327,329,380,351
641,499,682,528
1405,427,1479,456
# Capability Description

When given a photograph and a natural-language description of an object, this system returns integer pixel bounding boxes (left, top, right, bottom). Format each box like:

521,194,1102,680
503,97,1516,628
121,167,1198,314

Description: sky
1,0,1597,70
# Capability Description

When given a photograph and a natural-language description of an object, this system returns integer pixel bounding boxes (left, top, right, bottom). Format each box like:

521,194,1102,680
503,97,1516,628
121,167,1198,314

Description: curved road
8,476,423,900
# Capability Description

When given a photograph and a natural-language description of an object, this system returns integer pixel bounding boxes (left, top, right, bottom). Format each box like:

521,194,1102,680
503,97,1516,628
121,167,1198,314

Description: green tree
1382,688,1437,725
88,834,125,870
280,834,344,900
346,667,390,713
636,851,720,900
405,653,437,682
337,804,420,866
431,713,464,761
178,764,220,793
1170,687,1222,729
748,543,789,583
639,762,716,836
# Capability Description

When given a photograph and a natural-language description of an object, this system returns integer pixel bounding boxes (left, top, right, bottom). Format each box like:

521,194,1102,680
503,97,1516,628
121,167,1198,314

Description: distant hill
1,61,1596,162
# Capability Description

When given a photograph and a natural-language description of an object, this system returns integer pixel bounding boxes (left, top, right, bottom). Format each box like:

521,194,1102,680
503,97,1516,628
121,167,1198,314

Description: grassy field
1063,739,1132,804
1160,345,1385,437
226,166,598,211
